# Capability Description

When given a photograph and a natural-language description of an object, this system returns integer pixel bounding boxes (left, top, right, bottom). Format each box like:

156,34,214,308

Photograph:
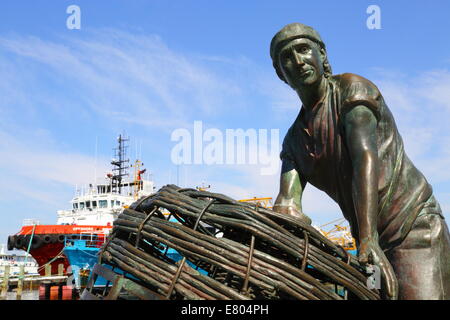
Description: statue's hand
273,205,312,225
358,237,398,300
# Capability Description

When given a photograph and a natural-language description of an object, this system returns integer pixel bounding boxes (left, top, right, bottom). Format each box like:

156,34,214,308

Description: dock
0,264,74,300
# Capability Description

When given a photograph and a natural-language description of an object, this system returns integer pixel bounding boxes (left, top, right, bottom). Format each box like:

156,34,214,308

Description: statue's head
270,23,332,87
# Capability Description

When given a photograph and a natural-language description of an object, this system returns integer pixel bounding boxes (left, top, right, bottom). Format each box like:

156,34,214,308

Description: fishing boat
7,135,155,277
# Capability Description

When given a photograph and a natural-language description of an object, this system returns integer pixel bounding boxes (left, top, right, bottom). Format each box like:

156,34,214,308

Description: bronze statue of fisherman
271,23,450,300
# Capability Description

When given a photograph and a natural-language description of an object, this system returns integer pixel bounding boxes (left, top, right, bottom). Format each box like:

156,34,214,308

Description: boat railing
64,233,107,249
22,219,40,226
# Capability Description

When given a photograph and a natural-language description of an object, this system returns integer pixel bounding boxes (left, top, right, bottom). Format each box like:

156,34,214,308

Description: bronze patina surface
271,23,450,300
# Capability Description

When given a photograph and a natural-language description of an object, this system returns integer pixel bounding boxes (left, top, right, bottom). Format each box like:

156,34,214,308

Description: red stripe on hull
15,225,112,235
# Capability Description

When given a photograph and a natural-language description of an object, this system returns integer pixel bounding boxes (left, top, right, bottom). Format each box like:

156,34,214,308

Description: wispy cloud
372,69,450,186
0,129,109,188
0,29,245,132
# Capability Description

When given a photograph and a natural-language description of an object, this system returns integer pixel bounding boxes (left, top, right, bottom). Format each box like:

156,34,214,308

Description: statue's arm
273,158,311,224
343,105,379,242
344,105,398,299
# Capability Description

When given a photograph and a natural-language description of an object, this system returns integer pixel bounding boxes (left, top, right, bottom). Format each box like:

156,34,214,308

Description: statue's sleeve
280,128,298,173
339,73,382,122
280,129,294,162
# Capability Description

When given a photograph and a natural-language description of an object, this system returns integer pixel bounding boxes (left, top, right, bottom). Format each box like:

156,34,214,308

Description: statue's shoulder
332,73,380,94
332,73,382,117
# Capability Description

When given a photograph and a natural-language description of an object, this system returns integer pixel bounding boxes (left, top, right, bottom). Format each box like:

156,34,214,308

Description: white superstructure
57,135,155,226
57,178,154,226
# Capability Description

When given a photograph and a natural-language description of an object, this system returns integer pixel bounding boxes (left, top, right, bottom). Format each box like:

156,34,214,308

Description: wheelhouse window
99,200,107,208
92,201,97,208
111,200,114,207
80,202,85,209
73,203,79,210
116,201,121,207
86,201,91,208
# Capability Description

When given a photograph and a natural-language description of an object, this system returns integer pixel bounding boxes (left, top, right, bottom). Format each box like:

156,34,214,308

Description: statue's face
277,38,325,88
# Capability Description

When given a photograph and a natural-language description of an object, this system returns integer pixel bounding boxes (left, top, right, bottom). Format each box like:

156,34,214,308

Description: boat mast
111,134,130,194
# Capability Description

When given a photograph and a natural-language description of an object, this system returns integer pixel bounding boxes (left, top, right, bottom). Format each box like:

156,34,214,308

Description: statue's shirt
281,73,441,250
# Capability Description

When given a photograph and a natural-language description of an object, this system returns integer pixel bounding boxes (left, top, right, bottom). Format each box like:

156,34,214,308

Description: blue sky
1,1,450,246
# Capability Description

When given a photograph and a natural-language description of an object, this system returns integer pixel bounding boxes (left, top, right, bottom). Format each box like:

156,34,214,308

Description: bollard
58,264,64,276
0,266,10,300
16,265,24,300
45,264,51,277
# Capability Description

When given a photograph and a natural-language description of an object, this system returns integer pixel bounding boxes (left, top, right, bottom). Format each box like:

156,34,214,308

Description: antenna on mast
111,134,130,194
94,136,98,186
135,140,138,161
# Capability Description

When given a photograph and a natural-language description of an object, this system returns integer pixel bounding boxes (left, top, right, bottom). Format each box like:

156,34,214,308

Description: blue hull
64,240,105,287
